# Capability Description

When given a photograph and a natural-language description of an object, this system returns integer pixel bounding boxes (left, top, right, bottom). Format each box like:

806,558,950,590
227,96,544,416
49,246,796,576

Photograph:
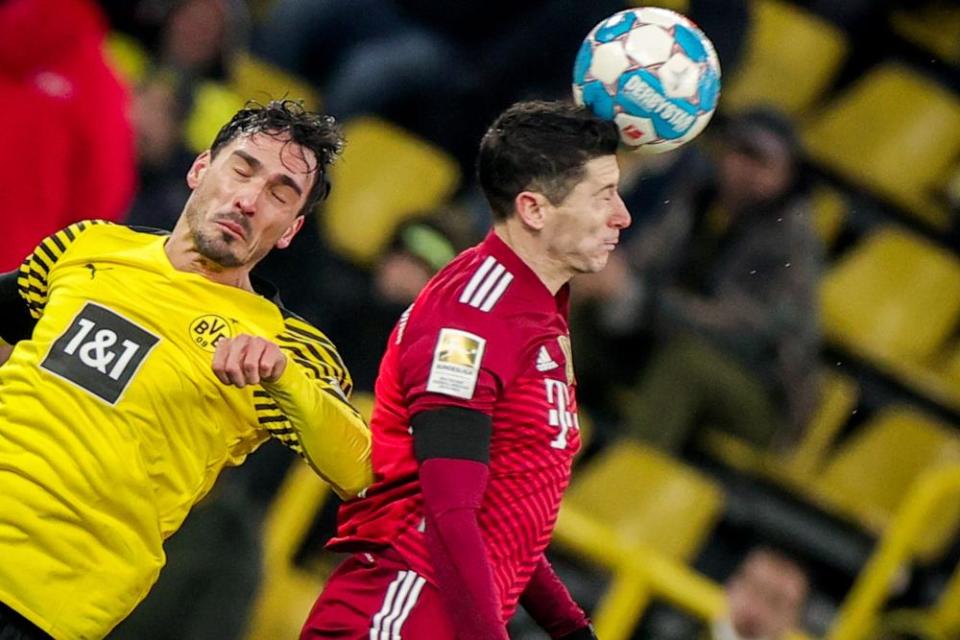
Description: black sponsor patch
41,303,159,404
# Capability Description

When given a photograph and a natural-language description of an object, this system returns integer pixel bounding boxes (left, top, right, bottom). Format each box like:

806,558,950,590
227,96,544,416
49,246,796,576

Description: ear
186,151,212,189
275,215,306,250
514,191,550,231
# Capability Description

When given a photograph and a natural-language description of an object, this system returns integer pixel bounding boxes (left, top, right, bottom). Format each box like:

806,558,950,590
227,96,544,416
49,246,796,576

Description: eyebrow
232,149,304,197
592,183,617,195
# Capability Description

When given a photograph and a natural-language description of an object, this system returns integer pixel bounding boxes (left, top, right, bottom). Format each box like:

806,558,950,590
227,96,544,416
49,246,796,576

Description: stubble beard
185,200,246,268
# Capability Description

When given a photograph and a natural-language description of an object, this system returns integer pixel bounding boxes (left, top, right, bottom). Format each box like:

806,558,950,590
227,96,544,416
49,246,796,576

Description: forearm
520,555,592,639
420,458,507,640
261,362,372,499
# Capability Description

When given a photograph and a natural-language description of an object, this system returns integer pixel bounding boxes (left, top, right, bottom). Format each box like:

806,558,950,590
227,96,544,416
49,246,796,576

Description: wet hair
477,100,620,221
210,99,344,216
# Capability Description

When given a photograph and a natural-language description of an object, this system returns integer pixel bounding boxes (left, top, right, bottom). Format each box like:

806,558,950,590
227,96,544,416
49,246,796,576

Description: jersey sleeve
17,220,109,320
401,305,523,418
256,314,372,499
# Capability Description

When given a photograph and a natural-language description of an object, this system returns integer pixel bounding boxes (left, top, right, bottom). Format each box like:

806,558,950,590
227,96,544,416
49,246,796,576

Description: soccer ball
573,7,721,153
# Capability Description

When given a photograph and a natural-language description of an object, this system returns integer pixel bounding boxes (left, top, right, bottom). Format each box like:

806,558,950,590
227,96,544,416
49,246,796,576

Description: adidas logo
536,346,559,372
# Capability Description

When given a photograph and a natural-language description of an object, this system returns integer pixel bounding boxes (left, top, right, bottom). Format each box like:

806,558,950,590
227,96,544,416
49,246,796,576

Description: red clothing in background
0,0,135,271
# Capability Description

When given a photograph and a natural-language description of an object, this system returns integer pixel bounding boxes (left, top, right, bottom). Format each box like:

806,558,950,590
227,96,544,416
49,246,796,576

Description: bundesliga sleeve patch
425,328,486,400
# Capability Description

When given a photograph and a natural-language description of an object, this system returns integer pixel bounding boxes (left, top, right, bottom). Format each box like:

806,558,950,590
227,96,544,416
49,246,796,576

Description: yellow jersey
0,221,372,639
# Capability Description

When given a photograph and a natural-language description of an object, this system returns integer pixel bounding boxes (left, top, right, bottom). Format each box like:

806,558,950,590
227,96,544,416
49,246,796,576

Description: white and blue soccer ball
573,7,721,153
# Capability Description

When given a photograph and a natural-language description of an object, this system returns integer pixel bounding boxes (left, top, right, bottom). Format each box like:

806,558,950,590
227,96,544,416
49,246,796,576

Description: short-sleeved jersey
330,231,581,620
0,221,361,640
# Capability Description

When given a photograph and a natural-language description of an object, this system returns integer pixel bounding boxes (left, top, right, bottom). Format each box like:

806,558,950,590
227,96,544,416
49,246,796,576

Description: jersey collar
480,231,570,315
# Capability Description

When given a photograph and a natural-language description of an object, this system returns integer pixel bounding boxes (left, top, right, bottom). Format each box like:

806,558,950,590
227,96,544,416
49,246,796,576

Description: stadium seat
323,117,460,266
820,226,960,370
777,371,859,482
721,0,848,117
813,406,960,562
890,1,960,66
245,394,373,640
697,370,860,485
803,63,960,230
227,51,321,110
103,32,151,86
810,185,848,249
183,81,247,153
244,461,332,640
553,441,724,640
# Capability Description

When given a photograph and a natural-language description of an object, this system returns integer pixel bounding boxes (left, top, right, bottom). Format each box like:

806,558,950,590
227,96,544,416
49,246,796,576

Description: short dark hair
210,99,344,216
476,100,620,221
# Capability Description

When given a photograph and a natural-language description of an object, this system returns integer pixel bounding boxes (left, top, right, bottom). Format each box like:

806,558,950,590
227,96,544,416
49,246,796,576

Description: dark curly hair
477,100,620,221
210,99,344,216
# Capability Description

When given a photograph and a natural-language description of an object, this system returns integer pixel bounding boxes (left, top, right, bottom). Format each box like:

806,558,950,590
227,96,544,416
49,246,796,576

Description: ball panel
593,10,637,43
673,23,709,63
589,41,631,85
659,53,700,100
634,7,685,28
581,80,616,120
616,69,698,141
624,25,674,66
613,113,657,146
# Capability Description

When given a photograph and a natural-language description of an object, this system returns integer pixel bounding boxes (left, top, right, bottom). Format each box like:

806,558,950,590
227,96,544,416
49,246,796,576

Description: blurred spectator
326,216,458,392
709,547,810,640
102,0,248,80
124,71,195,230
0,0,135,271
159,0,249,80
253,0,623,169
617,107,823,454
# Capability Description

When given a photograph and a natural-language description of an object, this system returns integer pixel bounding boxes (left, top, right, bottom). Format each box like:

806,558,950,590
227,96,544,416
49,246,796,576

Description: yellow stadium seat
814,406,960,562
697,370,860,484
323,117,460,266
803,64,960,230
778,371,859,482
245,390,373,640
244,461,331,640
104,32,151,86
183,81,247,153
936,341,960,386
890,1,960,66
811,185,848,249
228,51,321,110
820,227,960,367
553,441,724,640
721,0,848,117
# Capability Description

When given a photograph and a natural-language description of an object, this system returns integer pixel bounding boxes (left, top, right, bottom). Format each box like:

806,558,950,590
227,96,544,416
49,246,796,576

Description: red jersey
330,231,581,620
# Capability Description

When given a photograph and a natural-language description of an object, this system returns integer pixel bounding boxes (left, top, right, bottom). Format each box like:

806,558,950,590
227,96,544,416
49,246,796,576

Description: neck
493,219,569,295
165,217,255,292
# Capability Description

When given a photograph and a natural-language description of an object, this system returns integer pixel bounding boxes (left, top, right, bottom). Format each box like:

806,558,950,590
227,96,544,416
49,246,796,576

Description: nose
610,193,631,229
233,184,259,216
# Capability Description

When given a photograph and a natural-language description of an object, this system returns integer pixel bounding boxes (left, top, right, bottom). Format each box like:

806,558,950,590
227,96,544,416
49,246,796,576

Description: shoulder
55,220,167,253
416,248,519,322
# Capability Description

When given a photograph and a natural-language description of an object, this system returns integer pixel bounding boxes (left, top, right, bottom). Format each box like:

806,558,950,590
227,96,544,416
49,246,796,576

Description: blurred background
3,0,959,638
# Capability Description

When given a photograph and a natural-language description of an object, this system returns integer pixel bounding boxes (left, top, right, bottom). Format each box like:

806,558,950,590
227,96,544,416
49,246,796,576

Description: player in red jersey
302,100,630,639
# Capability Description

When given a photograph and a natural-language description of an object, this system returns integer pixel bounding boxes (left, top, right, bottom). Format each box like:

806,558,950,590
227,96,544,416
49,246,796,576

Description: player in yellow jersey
0,100,373,640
